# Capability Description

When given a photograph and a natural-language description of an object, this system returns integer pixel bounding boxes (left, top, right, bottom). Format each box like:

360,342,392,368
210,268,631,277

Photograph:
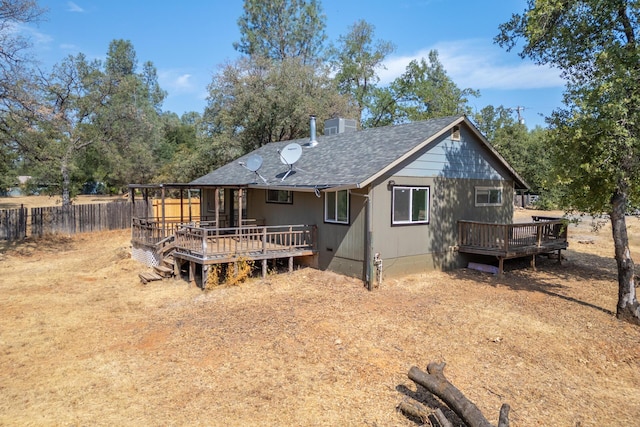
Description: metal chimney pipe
309,115,318,147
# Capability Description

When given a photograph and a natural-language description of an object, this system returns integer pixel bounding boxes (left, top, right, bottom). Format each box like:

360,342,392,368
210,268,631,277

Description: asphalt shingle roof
190,115,527,190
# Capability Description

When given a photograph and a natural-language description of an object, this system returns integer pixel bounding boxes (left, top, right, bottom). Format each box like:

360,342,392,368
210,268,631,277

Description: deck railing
131,217,262,246
458,219,568,253
174,224,316,259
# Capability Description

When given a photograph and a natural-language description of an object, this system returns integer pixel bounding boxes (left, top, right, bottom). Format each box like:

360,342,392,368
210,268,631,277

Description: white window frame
324,189,349,224
475,186,503,206
392,186,430,225
266,189,293,204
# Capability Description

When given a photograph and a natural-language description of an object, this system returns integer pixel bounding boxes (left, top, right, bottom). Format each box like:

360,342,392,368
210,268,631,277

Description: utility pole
513,106,526,125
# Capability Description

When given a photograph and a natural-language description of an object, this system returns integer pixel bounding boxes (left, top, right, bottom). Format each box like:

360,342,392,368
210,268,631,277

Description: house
131,115,567,287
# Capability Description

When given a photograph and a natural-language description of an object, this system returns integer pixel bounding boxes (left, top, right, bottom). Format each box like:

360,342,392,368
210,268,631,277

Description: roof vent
324,117,357,135
306,115,318,147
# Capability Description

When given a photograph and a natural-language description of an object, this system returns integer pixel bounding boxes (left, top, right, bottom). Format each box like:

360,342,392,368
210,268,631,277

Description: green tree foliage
366,51,479,127
3,40,165,204
234,0,326,64
154,112,201,183
202,56,355,161
328,20,394,126
0,0,45,192
497,0,640,324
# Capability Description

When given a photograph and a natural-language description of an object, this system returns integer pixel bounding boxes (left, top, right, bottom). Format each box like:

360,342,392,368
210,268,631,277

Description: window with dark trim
475,186,502,206
325,189,349,224
266,189,293,204
392,186,430,225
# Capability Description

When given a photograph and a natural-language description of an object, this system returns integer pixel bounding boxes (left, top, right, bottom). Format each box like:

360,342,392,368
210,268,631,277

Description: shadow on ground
449,249,617,317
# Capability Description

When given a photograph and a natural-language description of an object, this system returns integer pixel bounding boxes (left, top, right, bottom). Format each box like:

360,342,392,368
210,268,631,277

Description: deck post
189,261,195,286
536,225,543,247
262,227,267,253
288,226,293,249
531,254,536,270
503,225,510,252
202,230,207,256
173,257,180,279
498,257,504,275
202,264,209,288
262,259,267,278
289,256,293,272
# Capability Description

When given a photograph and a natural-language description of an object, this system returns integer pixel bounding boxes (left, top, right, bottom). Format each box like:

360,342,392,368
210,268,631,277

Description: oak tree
497,0,640,324
328,19,394,126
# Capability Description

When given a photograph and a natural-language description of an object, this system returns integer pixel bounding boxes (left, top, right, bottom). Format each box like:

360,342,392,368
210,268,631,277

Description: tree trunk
61,155,72,207
610,189,640,325
408,362,509,427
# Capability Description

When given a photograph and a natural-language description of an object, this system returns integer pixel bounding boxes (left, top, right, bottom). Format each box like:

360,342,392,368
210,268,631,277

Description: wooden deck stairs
138,235,177,284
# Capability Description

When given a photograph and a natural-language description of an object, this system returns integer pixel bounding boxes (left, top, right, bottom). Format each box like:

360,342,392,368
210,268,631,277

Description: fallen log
397,400,453,427
407,362,510,427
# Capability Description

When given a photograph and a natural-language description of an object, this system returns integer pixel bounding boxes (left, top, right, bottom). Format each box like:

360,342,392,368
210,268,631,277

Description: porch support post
161,185,166,237
180,188,184,223
214,187,220,236
288,256,293,272
262,259,267,278
238,188,243,227
531,254,536,270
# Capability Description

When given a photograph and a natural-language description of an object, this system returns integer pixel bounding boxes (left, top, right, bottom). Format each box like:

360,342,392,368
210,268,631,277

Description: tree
0,0,45,76
4,40,165,204
0,0,45,192
234,0,326,64
202,56,355,157
366,50,479,127
328,19,394,126
497,0,640,324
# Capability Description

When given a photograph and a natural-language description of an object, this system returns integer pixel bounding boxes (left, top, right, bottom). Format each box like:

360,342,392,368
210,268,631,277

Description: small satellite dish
279,143,302,165
245,154,263,172
239,154,267,184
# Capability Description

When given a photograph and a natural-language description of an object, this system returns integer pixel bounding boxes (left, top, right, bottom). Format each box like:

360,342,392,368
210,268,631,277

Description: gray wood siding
249,188,366,277
397,128,511,180
370,175,514,276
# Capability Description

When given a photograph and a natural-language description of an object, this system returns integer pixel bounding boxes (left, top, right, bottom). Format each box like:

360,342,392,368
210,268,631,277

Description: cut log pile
398,362,510,427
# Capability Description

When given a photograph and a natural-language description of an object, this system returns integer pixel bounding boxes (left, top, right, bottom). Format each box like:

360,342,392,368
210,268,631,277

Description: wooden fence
0,207,28,240
0,200,151,241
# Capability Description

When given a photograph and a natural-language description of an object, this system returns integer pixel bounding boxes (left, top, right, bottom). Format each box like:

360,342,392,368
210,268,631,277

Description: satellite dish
279,143,302,165
239,154,267,184
278,143,303,181
245,154,263,172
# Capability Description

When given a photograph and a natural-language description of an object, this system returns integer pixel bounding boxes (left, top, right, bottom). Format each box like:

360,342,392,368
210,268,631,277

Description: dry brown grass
0,194,123,209
0,208,639,426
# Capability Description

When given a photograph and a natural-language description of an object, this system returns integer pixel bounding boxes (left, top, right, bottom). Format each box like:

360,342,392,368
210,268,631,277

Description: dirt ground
1,196,639,426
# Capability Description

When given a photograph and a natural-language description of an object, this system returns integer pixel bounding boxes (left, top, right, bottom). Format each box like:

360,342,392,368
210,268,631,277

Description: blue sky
27,0,565,128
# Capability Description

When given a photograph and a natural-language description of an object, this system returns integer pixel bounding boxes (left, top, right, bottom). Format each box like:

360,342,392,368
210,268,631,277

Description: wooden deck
457,219,568,273
131,219,317,286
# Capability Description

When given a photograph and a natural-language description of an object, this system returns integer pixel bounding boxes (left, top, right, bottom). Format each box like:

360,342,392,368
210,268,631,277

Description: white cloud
12,23,53,47
379,39,564,90
67,2,84,13
159,70,198,94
